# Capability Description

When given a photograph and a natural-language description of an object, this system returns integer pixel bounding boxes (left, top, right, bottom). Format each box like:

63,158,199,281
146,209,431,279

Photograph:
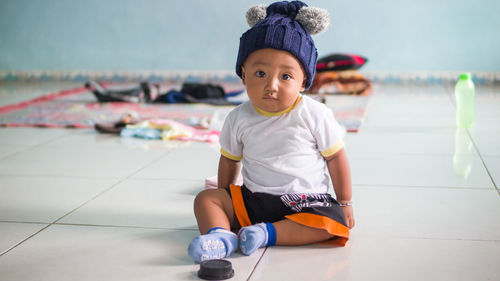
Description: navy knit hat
236,1,330,89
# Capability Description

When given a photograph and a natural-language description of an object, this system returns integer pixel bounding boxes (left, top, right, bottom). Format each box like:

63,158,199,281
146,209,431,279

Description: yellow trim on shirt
320,140,344,158
220,148,243,161
253,94,302,117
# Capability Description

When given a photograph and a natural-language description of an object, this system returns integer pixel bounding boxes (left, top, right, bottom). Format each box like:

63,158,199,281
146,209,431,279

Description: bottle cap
198,259,234,280
459,73,471,80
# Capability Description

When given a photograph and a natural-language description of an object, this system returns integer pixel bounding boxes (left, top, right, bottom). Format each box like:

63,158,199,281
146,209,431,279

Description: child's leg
193,189,239,233
188,189,240,263
239,219,333,255
273,219,333,245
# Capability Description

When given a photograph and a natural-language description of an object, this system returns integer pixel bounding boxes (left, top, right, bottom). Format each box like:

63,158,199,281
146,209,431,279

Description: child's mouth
263,95,278,100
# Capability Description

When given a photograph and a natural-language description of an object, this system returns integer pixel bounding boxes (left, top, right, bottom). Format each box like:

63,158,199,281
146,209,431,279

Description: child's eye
281,74,292,80
255,71,266,77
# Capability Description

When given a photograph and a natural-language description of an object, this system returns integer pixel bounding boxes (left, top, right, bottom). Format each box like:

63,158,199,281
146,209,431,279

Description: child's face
241,48,306,113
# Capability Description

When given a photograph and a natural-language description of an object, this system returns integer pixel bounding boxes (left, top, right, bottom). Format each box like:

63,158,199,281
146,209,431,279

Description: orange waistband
229,184,252,227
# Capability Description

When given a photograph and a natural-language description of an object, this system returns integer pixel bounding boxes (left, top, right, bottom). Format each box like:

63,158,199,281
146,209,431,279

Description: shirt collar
253,94,302,117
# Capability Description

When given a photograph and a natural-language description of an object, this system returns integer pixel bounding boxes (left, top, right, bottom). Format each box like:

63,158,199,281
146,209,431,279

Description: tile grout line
0,221,46,225
353,183,494,190
0,224,53,257
0,131,83,256
0,146,35,161
352,233,500,243
54,222,199,231
50,147,178,224
246,247,268,281
466,128,499,197
4,220,497,243
0,173,122,180
0,220,199,231
0,130,74,161
433,82,498,196
0,172,210,182
0,147,176,257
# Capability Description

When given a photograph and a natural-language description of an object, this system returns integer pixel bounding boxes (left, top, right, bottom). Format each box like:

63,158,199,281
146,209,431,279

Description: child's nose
265,77,279,92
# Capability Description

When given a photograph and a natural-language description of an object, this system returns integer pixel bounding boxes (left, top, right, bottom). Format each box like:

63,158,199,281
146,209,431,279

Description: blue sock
238,223,276,256
188,227,238,263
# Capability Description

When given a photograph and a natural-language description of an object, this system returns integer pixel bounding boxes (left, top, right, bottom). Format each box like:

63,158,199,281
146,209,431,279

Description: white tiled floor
0,81,499,280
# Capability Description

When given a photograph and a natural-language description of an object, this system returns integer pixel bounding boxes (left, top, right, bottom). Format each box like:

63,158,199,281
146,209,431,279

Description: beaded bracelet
338,201,353,207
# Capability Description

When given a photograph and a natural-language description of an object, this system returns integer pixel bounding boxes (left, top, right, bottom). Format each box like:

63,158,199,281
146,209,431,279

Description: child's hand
341,206,355,229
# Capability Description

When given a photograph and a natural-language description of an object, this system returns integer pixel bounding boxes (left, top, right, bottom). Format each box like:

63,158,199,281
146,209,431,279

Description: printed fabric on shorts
280,193,333,212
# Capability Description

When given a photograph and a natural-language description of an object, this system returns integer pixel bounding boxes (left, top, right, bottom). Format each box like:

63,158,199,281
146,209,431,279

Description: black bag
180,83,226,99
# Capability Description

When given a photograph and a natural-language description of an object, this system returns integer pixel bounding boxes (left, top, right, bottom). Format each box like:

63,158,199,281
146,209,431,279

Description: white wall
0,0,498,72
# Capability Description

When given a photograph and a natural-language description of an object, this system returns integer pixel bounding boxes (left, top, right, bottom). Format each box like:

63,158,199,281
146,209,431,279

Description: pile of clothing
121,118,220,143
307,53,372,96
94,112,220,143
85,81,243,105
88,81,241,143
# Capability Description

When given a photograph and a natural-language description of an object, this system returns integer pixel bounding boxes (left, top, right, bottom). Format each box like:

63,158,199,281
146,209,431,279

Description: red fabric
0,87,87,115
316,54,368,72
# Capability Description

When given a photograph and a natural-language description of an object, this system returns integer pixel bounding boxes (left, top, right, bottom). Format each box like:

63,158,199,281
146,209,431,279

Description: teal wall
1,0,499,72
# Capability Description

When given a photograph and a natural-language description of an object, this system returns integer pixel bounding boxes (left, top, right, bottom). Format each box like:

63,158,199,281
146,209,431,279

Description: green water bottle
455,73,475,128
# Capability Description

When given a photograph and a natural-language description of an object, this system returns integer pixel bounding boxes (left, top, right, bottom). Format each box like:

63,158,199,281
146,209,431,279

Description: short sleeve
314,107,345,158
219,110,243,161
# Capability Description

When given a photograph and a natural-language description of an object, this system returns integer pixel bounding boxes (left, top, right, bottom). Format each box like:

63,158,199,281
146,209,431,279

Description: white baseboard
1,70,499,85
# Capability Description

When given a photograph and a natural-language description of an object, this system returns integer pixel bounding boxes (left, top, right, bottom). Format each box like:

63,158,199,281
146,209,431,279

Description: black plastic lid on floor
198,259,234,280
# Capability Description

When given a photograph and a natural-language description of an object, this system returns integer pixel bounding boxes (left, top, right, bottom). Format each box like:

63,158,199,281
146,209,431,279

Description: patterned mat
0,83,370,132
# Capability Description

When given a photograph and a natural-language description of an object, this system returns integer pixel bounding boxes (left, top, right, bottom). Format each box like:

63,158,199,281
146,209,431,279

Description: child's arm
217,155,241,189
325,148,355,229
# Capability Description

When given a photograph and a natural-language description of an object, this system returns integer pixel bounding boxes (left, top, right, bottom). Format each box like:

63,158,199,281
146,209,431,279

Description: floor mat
0,83,370,132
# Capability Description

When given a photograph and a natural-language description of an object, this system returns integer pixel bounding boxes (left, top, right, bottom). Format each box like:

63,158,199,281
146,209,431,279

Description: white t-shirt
219,95,345,195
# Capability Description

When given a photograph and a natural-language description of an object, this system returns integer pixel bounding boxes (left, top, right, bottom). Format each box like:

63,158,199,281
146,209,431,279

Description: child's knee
194,189,228,209
194,189,213,207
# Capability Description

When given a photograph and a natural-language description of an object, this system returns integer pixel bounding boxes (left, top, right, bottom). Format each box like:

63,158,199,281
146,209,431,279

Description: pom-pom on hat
236,1,329,89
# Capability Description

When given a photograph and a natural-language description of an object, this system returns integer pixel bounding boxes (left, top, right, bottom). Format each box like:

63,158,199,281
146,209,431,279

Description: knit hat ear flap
246,4,267,27
295,7,329,35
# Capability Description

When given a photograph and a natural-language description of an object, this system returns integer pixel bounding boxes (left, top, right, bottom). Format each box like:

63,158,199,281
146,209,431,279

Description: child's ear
301,79,306,92
241,66,246,85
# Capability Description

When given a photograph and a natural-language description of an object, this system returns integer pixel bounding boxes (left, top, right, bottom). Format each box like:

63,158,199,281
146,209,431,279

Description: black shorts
225,185,349,246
